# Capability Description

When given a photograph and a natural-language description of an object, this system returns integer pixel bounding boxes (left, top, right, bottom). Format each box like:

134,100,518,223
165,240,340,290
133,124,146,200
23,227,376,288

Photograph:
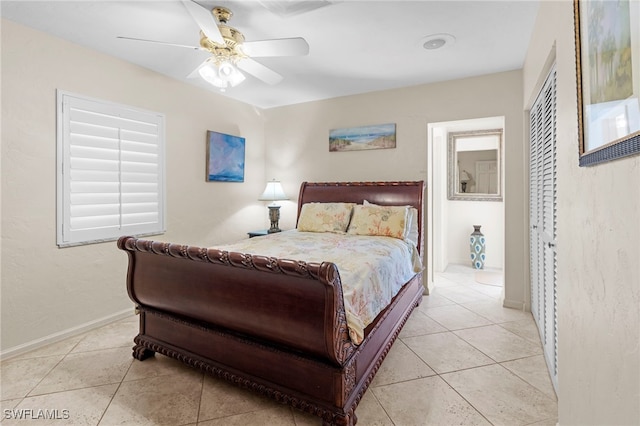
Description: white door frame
427,117,506,283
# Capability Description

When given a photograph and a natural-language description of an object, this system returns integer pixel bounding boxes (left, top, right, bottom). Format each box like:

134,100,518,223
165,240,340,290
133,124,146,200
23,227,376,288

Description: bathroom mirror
448,129,503,201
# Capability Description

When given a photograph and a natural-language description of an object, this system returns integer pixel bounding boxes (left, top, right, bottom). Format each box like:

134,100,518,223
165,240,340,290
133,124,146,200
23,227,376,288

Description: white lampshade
258,180,288,202
459,170,471,183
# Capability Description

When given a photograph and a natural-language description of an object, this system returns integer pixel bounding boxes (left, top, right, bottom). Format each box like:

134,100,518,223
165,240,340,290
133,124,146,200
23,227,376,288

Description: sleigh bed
118,180,425,426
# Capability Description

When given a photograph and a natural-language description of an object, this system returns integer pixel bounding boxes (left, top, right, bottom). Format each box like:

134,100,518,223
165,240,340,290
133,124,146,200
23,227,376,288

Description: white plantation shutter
57,91,165,246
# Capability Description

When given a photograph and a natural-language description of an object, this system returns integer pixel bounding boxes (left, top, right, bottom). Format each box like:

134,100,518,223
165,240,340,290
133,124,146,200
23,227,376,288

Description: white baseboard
503,298,527,311
423,272,434,295
0,308,135,360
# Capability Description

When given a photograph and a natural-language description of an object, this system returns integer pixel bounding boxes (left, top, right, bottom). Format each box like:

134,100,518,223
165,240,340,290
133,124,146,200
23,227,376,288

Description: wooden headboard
296,181,425,254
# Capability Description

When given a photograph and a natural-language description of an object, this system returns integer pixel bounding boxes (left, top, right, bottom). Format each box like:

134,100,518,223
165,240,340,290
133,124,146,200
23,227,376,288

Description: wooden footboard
118,236,357,366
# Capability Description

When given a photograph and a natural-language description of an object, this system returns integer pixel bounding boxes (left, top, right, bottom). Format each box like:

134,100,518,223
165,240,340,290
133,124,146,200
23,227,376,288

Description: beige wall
1,20,268,353
523,1,640,424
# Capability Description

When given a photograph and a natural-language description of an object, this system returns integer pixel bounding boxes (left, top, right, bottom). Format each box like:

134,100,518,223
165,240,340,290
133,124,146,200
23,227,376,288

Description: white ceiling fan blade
237,58,283,85
181,0,224,45
242,37,309,57
117,36,201,50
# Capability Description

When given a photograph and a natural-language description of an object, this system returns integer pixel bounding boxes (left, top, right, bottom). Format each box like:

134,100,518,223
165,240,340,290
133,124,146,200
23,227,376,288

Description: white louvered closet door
529,65,558,392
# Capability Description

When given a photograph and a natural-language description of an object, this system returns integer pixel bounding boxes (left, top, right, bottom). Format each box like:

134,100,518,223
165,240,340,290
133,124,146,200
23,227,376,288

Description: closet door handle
548,242,555,248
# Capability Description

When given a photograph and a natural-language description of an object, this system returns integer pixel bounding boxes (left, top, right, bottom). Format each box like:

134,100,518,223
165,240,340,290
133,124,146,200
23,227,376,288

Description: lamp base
267,205,281,233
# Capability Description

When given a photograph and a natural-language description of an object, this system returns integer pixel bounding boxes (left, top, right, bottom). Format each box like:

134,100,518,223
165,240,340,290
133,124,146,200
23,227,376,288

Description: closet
529,64,558,392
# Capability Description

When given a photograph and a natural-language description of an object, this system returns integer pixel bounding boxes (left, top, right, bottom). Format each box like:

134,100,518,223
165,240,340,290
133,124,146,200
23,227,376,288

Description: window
57,91,165,247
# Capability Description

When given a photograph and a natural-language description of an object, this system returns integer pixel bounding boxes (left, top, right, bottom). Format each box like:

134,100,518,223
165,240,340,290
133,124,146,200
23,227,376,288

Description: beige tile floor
1,264,557,425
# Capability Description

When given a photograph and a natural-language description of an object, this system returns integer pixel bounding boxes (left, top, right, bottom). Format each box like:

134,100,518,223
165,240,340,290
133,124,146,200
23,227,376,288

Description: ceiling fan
118,1,309,90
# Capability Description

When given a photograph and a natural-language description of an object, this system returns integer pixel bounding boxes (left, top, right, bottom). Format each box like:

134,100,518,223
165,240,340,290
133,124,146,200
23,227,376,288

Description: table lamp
460,170,471,193
258,179,289,233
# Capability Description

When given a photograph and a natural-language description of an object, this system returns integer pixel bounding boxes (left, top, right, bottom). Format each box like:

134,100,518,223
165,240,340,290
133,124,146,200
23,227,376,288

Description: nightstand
247,230,269,238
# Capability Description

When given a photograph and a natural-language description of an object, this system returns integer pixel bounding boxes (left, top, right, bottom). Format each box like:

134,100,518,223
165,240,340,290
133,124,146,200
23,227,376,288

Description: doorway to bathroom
426,116,505,294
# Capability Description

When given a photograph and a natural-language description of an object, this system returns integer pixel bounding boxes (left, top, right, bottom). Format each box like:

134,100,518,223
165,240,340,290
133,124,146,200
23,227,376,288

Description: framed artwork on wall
329,123,396,152
574,0,640,166
206,130,245,182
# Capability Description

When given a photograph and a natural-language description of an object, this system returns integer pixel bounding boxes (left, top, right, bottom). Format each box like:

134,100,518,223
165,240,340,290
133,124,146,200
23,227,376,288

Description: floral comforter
214,230,423,345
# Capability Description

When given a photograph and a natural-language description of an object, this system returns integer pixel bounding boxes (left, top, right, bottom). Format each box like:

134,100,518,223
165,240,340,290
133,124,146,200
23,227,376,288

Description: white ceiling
1,0,540,109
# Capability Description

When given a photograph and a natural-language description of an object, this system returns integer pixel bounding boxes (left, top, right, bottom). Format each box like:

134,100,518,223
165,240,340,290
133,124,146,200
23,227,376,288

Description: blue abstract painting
206,130,245,182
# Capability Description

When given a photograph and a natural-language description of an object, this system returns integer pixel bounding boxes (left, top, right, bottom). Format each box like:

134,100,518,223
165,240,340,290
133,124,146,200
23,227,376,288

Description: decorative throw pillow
347,204,409,239
297,202,355,233
362,201,419,245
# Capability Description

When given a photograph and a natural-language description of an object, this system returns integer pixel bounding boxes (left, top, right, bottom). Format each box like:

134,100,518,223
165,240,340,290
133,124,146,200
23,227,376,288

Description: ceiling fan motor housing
199,6,246,64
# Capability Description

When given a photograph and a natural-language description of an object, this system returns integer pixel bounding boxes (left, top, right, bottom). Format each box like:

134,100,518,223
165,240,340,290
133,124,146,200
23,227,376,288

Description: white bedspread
213,230,423,344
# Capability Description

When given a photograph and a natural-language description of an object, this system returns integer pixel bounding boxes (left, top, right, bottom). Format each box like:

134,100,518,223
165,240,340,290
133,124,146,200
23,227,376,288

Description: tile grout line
96,356,135,426
194,373,206,425
22,336,84,400
437,372,496,426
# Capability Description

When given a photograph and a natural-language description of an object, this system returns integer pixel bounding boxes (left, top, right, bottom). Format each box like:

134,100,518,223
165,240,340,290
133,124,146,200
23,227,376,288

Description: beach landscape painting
206,130,245,182
329,123,396,152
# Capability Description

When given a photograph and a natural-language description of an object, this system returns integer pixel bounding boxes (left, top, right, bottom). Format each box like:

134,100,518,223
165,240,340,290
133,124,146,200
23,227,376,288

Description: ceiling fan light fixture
199,60,246,90
219,62,234,77
224,63,246,87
